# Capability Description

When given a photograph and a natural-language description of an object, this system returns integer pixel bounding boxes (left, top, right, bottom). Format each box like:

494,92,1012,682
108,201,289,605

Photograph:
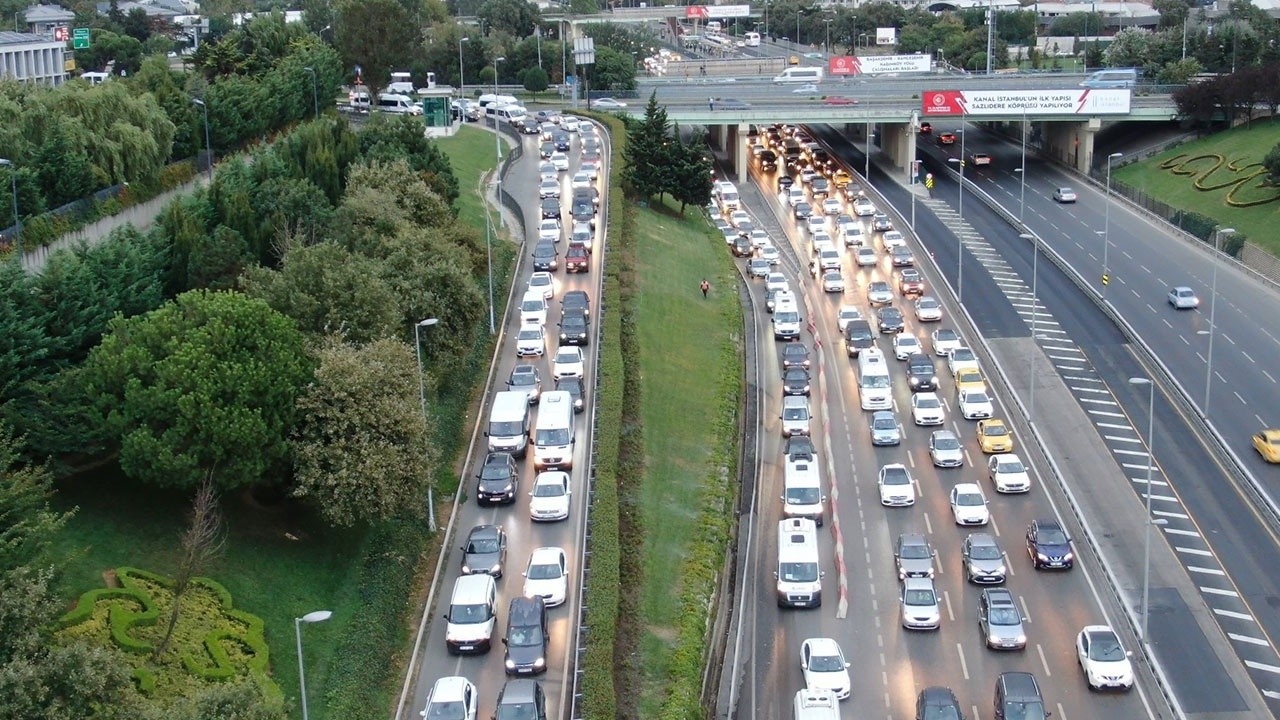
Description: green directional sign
73,27,90,49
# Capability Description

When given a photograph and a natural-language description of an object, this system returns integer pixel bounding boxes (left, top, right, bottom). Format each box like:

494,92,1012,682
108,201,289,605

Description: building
0,31,67,86
21,3,74,35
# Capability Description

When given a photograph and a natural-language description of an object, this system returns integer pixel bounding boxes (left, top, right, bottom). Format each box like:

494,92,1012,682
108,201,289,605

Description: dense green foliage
622,95,713,211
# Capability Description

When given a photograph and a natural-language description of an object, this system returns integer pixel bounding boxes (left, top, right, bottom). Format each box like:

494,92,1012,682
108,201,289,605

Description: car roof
968,532,999,547
903,576,933,590
803,637,841,654
497,678,539,705
430,676,472,703
899,532,928,547
467,523,502,540
529,546,564,563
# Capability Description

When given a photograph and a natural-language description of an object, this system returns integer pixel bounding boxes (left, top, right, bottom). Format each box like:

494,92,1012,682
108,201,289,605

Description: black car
573,186,601,207
782,367,811,396
552,132,571,151
731,235,753,258
539,142,555,159
907,354,938,392
809,177,830,198
531,241,558,271
915,686,964,720
781,342,810,369
503,597,548,675
810,149,833,172
494,679,547,720
793,202,813,220
844,319,875,357
711,97,751,110
477,452,519,505
571,201,595,228
555,376,585,413
759,150,778,170
558,308,590,346
1026,518,1074,570
777,175,795,193
540,197,561,220
785,435,815,462
562,290,591,318
877,307,905,334
460,524,507,577
521,118,541,135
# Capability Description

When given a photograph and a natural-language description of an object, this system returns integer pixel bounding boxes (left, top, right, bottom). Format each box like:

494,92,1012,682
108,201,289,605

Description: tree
122,7,151,42
1173,79,1222,132
1265,143,1280,185
1104,28,1153,69
523,66,549,92
591,46,637,92
1156,57,1203,85
377,228,486,366
80,290,312,492
1048,11,1103,38
292,337,433,526
333,160,453,255
33,119,95,209
623,94,673,200
154,479,224,660
333,0,419,97
1153,0,1193,30
669,132,714,214
477,0,540,38
358,116,459,207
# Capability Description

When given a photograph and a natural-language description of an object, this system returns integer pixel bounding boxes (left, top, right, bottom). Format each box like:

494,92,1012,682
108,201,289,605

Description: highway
397,121,607,719
807,123,1280,715
722,140,1157,720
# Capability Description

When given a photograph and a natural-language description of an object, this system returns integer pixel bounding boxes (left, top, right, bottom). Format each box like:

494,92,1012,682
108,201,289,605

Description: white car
931,328,962,356
805,214,828,235
760,245,781,266
1053,186,1078,203
842,226,864,247
836,305,862,333
422,676,478,720
550,152,570,171
988,453,1032,493
581,160,601,180
915,296,943,322
528,271,554,300
853,197,876,216
929,429,965,467
529,471,571,521
570,171,592,190
781,396,811,437
958,388,994,419
878,463,916,507
523,546,568,607
749,229,771,248
538,219,561,243
947,347,981,376
766,273,790,294
1077,625,1135,691
855,247,878,266
893,334,922,360
867,281,893,306
1168,286,1199,309
729,210,752,228
950,483,990,525
822,270,845,293
591,97,628,109
553,346,584,379
560,116,580,132
911,392,945,426
538,162,557,181
538,179,560,199
821,198,843,216
881,231,906,250
818,248,841,270
811,232,835,251
519,294,547,327
800,638,852,700
516,324,545,357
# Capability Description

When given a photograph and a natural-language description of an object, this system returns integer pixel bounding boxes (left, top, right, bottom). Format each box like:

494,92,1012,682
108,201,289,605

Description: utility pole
986,0,995,74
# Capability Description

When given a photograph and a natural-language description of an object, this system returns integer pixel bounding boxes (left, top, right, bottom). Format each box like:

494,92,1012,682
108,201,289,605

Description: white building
21,3,75,35
0,31,67,86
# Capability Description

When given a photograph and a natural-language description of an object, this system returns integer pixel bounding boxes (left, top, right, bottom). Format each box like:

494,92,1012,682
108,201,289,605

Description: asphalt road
399,122,607,719
723,150,1156,720
821,124,1280,714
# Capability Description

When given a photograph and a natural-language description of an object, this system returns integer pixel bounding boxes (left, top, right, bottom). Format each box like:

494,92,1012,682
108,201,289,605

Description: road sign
925,173,934,190
54,27,68,42
1102,274,1110,286
73,27,90,49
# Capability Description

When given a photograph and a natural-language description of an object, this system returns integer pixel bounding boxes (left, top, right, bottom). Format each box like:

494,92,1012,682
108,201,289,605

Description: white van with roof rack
776,518,823,607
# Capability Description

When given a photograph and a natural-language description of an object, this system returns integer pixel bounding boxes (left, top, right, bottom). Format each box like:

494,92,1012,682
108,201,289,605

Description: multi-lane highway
718,134,1160,720
396,119,607,719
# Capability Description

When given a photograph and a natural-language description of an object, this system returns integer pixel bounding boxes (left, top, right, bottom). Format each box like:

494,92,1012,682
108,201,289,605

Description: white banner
922,88,1132,116
875,27,897,45
828,54,930,76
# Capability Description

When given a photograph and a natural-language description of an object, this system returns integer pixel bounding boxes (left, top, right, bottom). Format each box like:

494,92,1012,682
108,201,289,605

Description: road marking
1019,594,1032,623
1164,527,1200,537
1215,608,1255,621
1264,370,1277,384
1147,493,1179,502
1246,660,1280,674
1230,633,1271,646
1037,643,1051,676
1064,375,1102,383
1243,351,1255,364
1153,510,1189,519
1088,410,1126,418
1188,565,1225,576
1177,546,1214,557
1235,391,1247,405
1105,435,1142,443
1131,477,1168,487
1043,345,1082,353
1098,423,1134,429
944,589,955,622
1079,398,1118,406
957,644,970,679
1113,449,1150,457
1201,585,1239,597
1122,462,1152,470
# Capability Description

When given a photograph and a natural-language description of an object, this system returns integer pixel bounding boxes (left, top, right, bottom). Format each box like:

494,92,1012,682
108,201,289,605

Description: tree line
623,94,714,212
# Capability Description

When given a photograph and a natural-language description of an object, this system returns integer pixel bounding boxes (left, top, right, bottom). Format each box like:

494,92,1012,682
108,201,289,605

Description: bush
523,66,549,92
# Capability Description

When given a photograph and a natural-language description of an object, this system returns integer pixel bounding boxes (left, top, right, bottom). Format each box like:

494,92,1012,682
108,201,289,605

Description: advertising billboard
875,28,897,45
685,4,751,18
827,54,931,76
922,89,1132,116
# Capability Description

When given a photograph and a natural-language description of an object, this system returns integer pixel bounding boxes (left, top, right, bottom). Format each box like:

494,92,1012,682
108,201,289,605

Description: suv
781,342,811,369
494,679,548,720
562,290,590,318
1026,518,1073,570
978,588,1027,650
531,241,558,271
559,308,590,346
843,319,874,357
503,596,548,675
907,354,938,392
539,197,560,220
477,452,519,505
565,244,589,273
994,672,1046,720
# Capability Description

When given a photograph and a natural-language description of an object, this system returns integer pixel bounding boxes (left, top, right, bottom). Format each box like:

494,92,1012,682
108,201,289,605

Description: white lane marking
1122,462,1153,470
1176,546,1215,557
1113,449,1150,457
1242,351,1255,364
1064,375,1103,383
1146,493,1180,502
1215,607,1256,621
1264,370,1277,384
1088,410,1126,418
1245,660,1280,674
1201,586,1239,598
1079,397,1118,405
1231,633,1271,646
1188,565,1225,576
1164,527,1200,537
1131,477,1169,487
1037,643,1051,676
1098,423,1134,429
1105,435,1143,444
1042,345,1082,353
1235,391,1247,405
944,590,955,622
957,643,970,680
1153,510,1189,519
1019,595,1032,623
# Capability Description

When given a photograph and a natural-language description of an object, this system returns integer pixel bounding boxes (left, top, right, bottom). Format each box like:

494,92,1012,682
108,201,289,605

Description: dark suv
531,241,558,271
843,320,874,357
540,197,561,220
503,597,548,675
558,308,590,346
494,679,547,720
1026,519,1074,570
907,354,938,392
477,452,519,505
562,290,591,318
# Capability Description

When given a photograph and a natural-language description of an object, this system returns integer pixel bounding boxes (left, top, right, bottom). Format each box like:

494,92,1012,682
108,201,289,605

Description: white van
773,300,802,340
386,70,436,95
487,391,531,458
744,31,762,47
533,391,575,470
81,71,109,85
478,93,519,110
444,574,497,654
376,93,422,115
774,67,824,84
782,455,824,526
858,348,892,410
520,290,547,326
493,104,527,126
1080,68,1137,88
793,690,840,720
776,518,823,608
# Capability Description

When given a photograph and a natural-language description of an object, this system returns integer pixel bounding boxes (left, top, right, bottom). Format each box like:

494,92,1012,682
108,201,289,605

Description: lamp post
1128,377,1164,642
294,610,333,720
823,18,832,53
413,318,441,532
1102,151,1122,299
1203,226,1234,417
0,158,17,249
191,97,212,182
303,66,318,119
864,122,874,181
947,123,967,302
859,33,868,52
764,0,769,38
485,196,496,334
1016,107,1028,221
1020,233,1040,422
458,36,469,95
493,57,505,159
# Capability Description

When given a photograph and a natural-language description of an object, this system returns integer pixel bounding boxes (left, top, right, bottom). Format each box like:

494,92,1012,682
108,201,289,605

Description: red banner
828,56,857,75
685,6,708,18
54,26,69,42
922,90,965,115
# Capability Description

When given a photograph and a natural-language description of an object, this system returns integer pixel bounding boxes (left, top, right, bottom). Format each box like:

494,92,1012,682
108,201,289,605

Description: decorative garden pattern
1159,153,1280,207
57,566,283,707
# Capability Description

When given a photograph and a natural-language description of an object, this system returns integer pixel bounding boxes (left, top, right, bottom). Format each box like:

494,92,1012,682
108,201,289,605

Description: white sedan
560,116,581,132
836,305,862,333
1076,625,1135,690
538,219,561,244
881,230,906,249
760,245,781,266
800,637,852,700
855,247,878,266
1053,186,1078,203
947,347,981,376
550,152,570,171
958,388,994,419
878,463,916,507
553,346,584,379
821,198,844,216
822,270,845,293
529,471,571,521
523,546,568,607
423,677,478,720
538,162,557,182
949,483,990,525
516,324,545,357
570,171,592,190
528,271,554,300
931,328,962,356
893,334,923,360
766,273,790,293
1168,286,1199,309
591,97,628,109
988,453,1032,493
853,197,876,216
911,392,945,426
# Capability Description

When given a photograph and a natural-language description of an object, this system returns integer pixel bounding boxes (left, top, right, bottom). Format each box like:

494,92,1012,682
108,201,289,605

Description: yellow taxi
977,419,1014,454
789,55,800,65
954,368,986,395
832,170,853,188
1254,429,1280,463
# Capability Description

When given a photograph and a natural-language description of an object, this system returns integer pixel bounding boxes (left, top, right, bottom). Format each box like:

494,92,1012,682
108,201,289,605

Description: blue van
1080,68,1137,89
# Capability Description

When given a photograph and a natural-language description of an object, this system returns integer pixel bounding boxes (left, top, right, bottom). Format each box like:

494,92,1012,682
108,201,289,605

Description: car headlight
501,483,513,493
1036,552,1049,561
461,564,472,574
1064,552,1074,561
505,659,516,669
534,657,546,668
560,333,567,340
929,376,937,384
803,385,810,393
1016,634,1027,644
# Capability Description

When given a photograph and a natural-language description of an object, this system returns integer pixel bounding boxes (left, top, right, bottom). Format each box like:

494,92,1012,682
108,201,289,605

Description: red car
565,244,590,273
823,96,859,106
919,122,932,134
937,132,957,145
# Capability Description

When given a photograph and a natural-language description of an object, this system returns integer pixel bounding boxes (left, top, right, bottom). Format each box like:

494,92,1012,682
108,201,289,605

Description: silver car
962,533,1007,584
867,281,893,306
978,588,1027,650
895,533,936,579
748,258,770,278
870,411,901,446
901,577,941,630
929,430,964,468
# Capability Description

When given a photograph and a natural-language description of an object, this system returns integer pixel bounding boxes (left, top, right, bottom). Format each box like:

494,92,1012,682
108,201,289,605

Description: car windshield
780,561,819,582
900,543,930,559
776,311,799,323
522,300,543,313
920,299,938,308
783,407,808,421
809,652,844,672
905,589,935,606
518,329,541,341
956,493,983,506
510,375,535,387
873,417,896,430
998,459,1026,473
882,469,908,485
508,624,544,646
916,397,940,409
490,421,522,436
1004,701,1047,720
424,699,467,720
786,487,821,505
495,702,539,720
555,351,577,364
527,562,562,580
923,703,962,720
480,466,510,481
967,392,991,403
985,424,1008,436
865,375,890,388
1039,527,1068,544
969,544,1001,560
467,537,500,553
1089,633,1126,660
450,602,491,624
990,607,1020,625
934,435,960,450
535,428,570,446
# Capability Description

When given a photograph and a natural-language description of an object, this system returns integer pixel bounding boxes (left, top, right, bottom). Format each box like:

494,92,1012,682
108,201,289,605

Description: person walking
700,278,710,298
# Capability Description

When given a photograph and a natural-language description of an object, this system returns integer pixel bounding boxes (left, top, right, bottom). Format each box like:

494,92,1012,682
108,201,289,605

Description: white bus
533,391,575,470
744,31,761,47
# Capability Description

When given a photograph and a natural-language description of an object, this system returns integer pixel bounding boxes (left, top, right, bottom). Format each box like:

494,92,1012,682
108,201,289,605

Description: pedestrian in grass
701,278,710,298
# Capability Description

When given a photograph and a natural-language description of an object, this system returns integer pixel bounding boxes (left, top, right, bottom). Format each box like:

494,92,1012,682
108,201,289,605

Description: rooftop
0,30,59,45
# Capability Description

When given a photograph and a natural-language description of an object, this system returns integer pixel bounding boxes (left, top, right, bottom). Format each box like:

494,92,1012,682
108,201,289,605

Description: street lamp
764,0,770,38
191,97,213,182
0,158,17,249
823,18,832,53
1016,107,1028,221
864,122,874,181
458,36,469,94
858,33,868,52
947,123,967,302
1128,377,1165,643
485,189,497,334
413,318,441,532
294,609,333,720
303,66,318,119
1021,233,1040,422
1102,151,1122,299
493,57,505,160
1202,226,1234,417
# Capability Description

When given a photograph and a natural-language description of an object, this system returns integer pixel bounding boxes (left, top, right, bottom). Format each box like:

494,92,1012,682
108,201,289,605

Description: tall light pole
864,122,873,180
0,158,17,249
986,0,995,74
1128,377,1163,642
823,18,832,53
458,36,469,95
493,56,505,160
1102,151,1122,299
413,318,441,532
191,97,212,182
947,122,967,302
1017,107,1028,221
764,0,769,38
1203,226,1234,417
1021,234,1040,422
303,66,318,119
485,198,496,334
294,609,333,720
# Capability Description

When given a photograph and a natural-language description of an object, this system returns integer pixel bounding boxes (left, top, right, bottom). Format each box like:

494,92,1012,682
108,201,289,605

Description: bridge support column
1042,118,1099,173
734,123,749,185
880,122,916,173
708,123,725,151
